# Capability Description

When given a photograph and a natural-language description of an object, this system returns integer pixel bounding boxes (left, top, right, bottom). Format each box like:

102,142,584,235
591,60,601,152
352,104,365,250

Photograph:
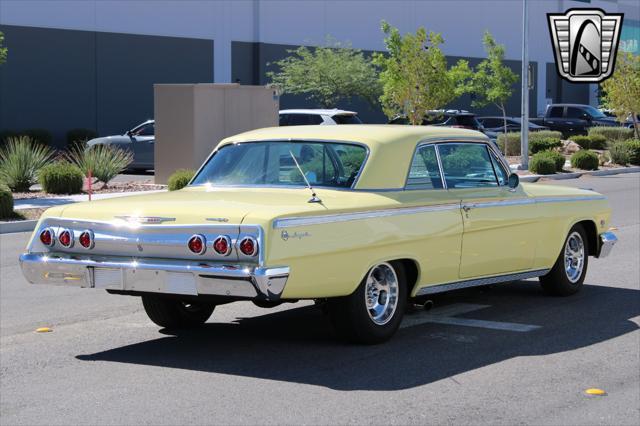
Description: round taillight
188,234,206,255
40,228,54,247
79,230,94,249
58,229,73,248
239,237,257,257
213,235,231,256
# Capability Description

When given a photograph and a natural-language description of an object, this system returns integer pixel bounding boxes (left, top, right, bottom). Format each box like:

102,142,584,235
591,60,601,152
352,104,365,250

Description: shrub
530,152,557,175
22,128,53,146
66,128,98,149
570,135,592,149
609,143,630,165
0,185,14,219
571,150,599,170
624,139,640,165
537,149,565,171
497,132,521,156
65,144,133,188
0,136,55,192
168,169,195,191
529,137,562,154
39,162,84,194
588,126,634,144
530,130,563,142
589,134,607,150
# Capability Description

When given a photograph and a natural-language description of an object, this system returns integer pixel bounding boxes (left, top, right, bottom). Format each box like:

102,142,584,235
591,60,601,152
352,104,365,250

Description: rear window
280,114,323,126
332,114,362,124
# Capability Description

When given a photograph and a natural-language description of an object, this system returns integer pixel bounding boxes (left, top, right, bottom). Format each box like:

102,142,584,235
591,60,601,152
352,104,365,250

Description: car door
544,106,566,133
130,122,155,168
565,107,590,135
436,142,539,279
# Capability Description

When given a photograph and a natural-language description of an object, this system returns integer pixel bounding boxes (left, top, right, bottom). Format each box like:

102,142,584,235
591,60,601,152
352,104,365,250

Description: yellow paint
31,125,612,299
35,327,52,333
585,388,606,396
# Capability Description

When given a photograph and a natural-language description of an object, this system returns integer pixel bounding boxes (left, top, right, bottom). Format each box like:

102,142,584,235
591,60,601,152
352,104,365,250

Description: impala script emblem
548,9,623,83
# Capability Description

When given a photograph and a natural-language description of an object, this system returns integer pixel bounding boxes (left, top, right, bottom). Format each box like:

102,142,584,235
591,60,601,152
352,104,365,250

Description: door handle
462,205,472,212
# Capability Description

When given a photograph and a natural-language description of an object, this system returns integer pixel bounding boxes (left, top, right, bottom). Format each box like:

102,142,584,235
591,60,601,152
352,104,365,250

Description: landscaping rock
562,140,582,154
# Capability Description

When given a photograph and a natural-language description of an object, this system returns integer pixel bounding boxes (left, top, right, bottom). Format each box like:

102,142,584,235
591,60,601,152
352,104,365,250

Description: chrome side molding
416,269,550,296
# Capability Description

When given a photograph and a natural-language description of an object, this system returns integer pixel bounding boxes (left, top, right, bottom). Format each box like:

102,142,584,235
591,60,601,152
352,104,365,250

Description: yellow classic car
20,125,618,343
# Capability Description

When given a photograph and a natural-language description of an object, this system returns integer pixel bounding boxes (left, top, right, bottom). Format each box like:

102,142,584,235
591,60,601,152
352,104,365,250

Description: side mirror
508,173,519,189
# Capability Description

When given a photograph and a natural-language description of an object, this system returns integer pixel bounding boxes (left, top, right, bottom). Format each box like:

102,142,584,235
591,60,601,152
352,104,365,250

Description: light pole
520,0,530,169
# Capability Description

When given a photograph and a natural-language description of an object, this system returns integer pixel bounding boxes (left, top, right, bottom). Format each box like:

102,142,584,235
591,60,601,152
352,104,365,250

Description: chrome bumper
19,252,289,301
597,231,618,258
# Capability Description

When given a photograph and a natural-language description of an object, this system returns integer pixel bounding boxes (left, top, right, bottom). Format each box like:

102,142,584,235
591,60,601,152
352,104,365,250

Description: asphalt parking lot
1,173,638,425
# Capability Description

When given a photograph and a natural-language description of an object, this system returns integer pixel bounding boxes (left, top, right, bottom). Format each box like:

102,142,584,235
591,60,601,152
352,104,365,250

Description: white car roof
279,109,357,116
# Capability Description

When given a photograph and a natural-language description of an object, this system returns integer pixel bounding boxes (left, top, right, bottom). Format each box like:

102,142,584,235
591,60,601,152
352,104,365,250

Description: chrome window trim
273,203,461,229
404,144,445,191
416,268,550,296
188,138,371,190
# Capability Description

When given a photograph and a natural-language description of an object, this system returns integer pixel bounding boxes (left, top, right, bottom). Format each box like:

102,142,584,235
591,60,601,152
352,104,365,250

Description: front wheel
142,296,215,329
328,261,407,344
539,224,589,296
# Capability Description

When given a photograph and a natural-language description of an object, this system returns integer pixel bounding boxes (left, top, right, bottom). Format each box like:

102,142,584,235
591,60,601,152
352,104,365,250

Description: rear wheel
540,224,589,296
328,261,407,344
142,296,215,329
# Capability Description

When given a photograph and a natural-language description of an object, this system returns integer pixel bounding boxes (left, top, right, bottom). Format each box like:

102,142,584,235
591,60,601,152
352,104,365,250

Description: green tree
0,31,7,65
373,21,470,125
460,31,518,154
601,52,640,139
267,39,380,108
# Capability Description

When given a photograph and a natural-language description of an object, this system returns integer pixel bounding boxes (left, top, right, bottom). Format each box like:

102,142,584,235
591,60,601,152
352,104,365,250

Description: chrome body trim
272,203,461,229
19,252,289,301
416,268,550,296
597,231,618,258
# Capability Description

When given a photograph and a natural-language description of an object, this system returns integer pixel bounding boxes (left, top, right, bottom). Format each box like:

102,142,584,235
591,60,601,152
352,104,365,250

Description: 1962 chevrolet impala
20,125,617,343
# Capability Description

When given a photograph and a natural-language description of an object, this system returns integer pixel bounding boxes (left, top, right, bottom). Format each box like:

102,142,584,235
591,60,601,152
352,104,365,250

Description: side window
548,106,564,118
566,107,585,119
279,114,289,126
132,123,154,136
489,149,508,186
406,145,443,189
437,143,498,188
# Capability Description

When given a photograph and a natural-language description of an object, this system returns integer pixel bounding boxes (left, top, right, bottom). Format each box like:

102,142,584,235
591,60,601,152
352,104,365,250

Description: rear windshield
332,114,363,124
191,141,368,188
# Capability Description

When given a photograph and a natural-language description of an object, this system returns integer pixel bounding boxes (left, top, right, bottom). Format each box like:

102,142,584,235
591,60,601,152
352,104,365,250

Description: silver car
86,120,155,171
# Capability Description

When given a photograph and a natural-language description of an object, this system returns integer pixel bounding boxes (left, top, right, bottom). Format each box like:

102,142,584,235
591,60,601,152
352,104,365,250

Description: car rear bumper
597,231,618,258
19,252,289,301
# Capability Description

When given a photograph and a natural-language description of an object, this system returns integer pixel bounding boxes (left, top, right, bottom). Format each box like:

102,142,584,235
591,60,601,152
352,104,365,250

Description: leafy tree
373,21,470,125
601,52,640,139
459,31,518,154
267,39,380,108
0,31,7,65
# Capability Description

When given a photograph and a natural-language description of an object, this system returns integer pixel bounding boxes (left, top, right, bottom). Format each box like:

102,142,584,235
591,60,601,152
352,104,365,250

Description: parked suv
279,109,362,126
86,120,155,171
478,116,549,133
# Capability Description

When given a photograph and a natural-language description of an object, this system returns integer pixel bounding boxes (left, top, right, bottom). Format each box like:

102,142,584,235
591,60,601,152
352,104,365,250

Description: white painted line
401,303,540,333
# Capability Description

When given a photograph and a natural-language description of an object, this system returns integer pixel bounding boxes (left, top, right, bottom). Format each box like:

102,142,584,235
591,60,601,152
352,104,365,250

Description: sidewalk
14,190,166,210
509,164,640,182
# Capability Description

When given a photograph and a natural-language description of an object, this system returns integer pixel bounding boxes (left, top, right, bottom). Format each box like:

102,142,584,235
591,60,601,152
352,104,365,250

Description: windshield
191,141,368,188
583,105,607,119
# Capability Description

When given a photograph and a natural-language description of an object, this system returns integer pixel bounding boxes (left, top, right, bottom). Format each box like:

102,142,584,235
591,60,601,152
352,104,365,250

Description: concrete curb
520,166,640,182
0,220,38,234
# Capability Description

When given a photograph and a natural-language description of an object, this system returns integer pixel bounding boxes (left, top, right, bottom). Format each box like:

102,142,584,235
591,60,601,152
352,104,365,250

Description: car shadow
77,281,639,391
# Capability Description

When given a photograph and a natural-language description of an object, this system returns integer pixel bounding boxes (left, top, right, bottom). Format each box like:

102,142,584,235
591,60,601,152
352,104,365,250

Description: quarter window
489,150,509,186
406,145,443,189
437,143,499,188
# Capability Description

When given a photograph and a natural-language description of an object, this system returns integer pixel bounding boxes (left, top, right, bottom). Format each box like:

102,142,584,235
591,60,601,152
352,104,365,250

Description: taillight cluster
186,234,257,257
40,228,94,249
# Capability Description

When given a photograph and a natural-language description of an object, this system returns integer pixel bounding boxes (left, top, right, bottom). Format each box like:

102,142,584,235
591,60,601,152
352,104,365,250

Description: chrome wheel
564,231,585,283
364,262,399,325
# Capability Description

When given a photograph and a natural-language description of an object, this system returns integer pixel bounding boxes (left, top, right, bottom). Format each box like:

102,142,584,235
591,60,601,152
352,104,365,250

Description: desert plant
65,144,133,188
0,185,14,219
589,134,607,150
497,132,521,156
168,169,195,191
530,152,557,175
66,128,98,149
571,150,599,170
609,143,630,165
623,139,640,165
0,136,55,192
39,162,84,194
529,137,562,154
588,126,634,144
570,135,592,149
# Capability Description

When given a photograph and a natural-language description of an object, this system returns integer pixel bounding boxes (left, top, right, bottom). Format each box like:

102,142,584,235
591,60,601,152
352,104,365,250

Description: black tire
540,224,589,296
141,296,215,329
328,261,407,344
